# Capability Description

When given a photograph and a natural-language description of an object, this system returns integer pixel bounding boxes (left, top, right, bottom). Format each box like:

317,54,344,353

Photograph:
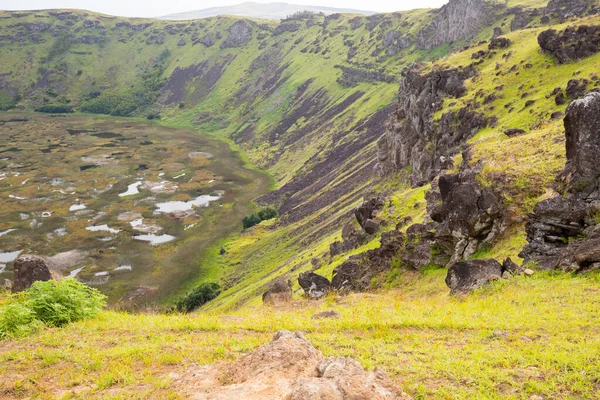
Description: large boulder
445,259,503,293
429,171,505,265
521,93,600,271
12,254,61,293
332,230,404,291
175,330,412,399
262,278,292,305
562,92,600,191
354,197,384,234
298,272,331,299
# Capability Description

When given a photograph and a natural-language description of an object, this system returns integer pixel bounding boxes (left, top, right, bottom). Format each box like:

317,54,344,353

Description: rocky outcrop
273,22,300,35
175,330,411,399
262,278,292,304
416,0,500,50
429,171,505,265
382,31,412,56
198,33,216,47
298,272,331,299
546,0,591,20
12,254,61,293
221,20,253,49
336,65,395,88
332,230,403,291
538,25,600,63
377,65,486,185
355,197,384,234
445,258,503,293
520,92,600,271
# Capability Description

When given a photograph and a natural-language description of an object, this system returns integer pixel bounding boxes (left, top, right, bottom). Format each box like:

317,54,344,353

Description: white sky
0,0,448,18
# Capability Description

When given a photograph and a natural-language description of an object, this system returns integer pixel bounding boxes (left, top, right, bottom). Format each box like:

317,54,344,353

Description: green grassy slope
2,270,600,399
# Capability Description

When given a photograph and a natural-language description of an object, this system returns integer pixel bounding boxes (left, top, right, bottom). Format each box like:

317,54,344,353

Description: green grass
2,270,600,399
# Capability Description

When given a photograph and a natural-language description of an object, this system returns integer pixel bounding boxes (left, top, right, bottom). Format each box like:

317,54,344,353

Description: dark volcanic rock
416,0,503,50
521,93,600,271
538,25,600,63
273,22,300,35
504,128,526,137
429,171,505,264
492,27,503,39
489,37,511,49
331,230,403,291
221,20,253,49
336,65,395,88
12,254,61,293
262,278,292,304
377,65,488,185
546,0,591,20
198,33,216,47
510,9,531,31
354,197,384,234
445,258,503,293
298,272,331,299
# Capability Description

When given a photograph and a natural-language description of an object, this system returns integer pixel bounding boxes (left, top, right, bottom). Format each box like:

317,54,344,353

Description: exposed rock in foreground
298,271,331,299
175,330,411,399
12,254,61,293
521,92,600,271
445,258,503,293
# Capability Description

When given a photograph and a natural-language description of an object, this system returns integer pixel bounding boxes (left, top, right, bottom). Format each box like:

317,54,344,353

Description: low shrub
0,279,106,339
175,282,221,313
242,206,279,229
34,104,73,113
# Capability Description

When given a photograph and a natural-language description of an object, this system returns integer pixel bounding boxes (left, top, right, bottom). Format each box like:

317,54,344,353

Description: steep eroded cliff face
416,0,503,50
376,64,489,186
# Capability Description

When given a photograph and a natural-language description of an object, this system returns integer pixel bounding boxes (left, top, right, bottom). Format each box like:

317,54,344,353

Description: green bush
0,279,106,339
176,282,221,313
242,206,279,229
35,104,73,113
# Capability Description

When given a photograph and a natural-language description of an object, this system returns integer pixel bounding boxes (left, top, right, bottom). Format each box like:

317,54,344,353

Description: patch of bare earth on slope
172,330,412,399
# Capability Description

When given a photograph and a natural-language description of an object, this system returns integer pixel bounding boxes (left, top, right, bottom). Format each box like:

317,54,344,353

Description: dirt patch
173,330,411,399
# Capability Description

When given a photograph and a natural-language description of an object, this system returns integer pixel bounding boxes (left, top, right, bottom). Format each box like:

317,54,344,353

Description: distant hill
159,1,377,20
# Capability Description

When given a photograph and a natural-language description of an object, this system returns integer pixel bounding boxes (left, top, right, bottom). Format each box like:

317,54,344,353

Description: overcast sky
0,0,448,18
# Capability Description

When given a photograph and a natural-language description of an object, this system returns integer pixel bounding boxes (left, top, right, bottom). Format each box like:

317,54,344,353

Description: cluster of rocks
336,65,395,88
546,0,595,21
520,92,600,272
376,65,487,186
445,258,533,293
538,25,600,63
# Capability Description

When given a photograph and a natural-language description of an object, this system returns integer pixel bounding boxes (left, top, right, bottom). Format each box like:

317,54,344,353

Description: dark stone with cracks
377,65,488,186
538,25,600,63
429,171,505,265
298,272,331,299
445,258,503,293
354,197,384,234
331,230,403,291
12,254,61,293
546,0,591,21
521,93,600,271
416,0,504,50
